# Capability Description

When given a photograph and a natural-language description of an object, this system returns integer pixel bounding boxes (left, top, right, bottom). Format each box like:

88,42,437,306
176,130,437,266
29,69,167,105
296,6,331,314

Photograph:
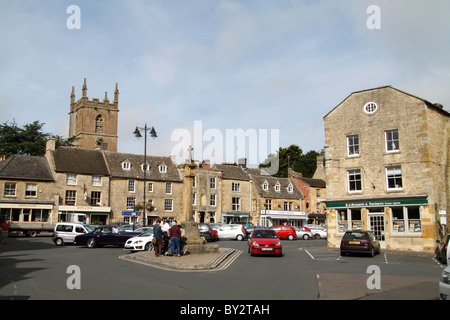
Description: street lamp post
133,124,157,226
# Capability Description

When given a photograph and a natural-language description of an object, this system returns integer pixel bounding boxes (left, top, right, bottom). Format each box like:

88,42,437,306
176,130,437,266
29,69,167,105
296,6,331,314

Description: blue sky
1,0,449,166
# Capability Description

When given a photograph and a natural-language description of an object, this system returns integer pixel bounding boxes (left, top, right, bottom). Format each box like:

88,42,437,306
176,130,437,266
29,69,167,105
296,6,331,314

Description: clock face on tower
96,137,104,145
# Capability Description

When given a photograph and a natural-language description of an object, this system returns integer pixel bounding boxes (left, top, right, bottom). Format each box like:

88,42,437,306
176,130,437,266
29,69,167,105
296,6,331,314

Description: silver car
53,222,94,246
293,226,314,240
304,224,328,239
439,266,450,300
216,224,245,241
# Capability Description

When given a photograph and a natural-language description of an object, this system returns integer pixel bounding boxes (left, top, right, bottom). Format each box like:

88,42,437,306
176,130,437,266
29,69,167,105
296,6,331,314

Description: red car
270,225,297,240
248,229,282,256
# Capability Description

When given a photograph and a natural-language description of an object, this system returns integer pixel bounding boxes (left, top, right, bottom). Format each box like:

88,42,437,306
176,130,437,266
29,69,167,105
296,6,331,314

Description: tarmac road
0,235,443,301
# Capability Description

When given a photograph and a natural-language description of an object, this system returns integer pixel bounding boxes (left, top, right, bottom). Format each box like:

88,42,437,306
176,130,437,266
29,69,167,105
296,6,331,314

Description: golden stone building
323,86,450,252
69,78,119,152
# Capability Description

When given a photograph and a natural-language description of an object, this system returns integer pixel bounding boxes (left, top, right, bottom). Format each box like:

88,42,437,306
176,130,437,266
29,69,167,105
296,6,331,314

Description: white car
304,224,328,239
293,226,314,240
216,224,246,241
124,230,154,252
439,266,450,300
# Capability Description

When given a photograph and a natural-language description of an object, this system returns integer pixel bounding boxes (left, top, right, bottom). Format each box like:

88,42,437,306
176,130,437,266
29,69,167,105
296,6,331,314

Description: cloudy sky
1,0,449,166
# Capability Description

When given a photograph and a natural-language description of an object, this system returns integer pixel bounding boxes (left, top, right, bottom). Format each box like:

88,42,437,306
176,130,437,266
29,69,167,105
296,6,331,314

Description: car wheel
86,238,96,248
302,234,310,240
236,234,244,241
369,247,375,257
314,234,321,240
288,234,294,241
340,250,346,256
54,238,64,246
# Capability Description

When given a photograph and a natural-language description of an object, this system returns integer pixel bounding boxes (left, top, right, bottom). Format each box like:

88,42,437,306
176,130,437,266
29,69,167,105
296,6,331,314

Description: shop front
260,210,308,228
325,196,437,252
58,205,111,225
221,211,250,224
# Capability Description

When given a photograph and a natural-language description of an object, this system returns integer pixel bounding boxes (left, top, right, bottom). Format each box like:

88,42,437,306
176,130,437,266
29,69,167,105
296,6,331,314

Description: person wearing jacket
153,219,163,257
169,221,182,257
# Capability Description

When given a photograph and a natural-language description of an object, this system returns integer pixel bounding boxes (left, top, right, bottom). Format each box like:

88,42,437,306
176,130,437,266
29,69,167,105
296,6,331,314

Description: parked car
435,234,449,264
243,225,266,238
53,222,94,246
74,226,140,248
248,229,282,256
340,230,381,257
304,224,328,239
210,223,225,230
216,224,246,241
439,266,450,300
134,226,154,234
292,226,314,240
198,223,216,241
270,225,297,240
124,230,154,252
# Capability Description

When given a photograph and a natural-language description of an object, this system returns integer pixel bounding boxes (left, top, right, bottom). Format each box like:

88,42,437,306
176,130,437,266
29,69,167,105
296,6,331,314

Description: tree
259,144,321,178
0,120,76,158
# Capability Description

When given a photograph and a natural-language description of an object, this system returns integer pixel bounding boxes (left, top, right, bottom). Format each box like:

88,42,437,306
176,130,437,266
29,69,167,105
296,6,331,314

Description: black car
198,223,215,242
340,230,381,257
74,226,141,248
436,235,450,264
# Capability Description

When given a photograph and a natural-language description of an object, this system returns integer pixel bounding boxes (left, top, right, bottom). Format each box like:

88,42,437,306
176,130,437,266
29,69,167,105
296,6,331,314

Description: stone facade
213,164,252,224
180,160,223,223
250,173,305,227
323,86,450,252
69,79,119,152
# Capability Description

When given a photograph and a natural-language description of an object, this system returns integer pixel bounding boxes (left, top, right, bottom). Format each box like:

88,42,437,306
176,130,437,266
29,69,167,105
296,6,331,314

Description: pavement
119,248,241,272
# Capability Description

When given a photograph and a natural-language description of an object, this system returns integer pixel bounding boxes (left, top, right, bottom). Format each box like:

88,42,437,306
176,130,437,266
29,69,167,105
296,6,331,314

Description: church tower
69,78,119,152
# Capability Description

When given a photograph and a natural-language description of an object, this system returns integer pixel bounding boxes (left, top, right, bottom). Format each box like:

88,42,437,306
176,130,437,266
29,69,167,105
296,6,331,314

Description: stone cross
187,145,193,163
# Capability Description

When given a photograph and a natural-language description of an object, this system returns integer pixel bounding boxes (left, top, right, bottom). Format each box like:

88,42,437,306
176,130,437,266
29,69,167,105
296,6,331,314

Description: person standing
153,219,162,257
1,219,9,244
169,221,182,257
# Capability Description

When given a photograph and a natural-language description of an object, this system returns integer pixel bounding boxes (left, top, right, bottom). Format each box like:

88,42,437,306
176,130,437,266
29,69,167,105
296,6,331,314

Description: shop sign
326,199,428,209
122,211,141,216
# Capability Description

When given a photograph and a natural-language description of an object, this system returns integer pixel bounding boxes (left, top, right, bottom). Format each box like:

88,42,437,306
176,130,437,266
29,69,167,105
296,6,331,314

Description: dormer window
141,164,150,172
159,165,167,173
287,183,294,193
274,182,281,192
262,180,269,191
122,162,131,170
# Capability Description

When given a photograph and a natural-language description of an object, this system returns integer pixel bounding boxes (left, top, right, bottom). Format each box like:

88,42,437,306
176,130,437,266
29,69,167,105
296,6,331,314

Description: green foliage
0,120,76,158
259,144,322,178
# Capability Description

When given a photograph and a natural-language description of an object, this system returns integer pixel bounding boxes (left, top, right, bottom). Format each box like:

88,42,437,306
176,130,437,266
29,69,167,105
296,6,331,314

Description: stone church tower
69,78,119,152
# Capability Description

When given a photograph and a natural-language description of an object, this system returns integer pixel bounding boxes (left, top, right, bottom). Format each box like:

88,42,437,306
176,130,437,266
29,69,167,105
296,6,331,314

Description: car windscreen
139,230,153,237
253,230,278,238
343,232,368,240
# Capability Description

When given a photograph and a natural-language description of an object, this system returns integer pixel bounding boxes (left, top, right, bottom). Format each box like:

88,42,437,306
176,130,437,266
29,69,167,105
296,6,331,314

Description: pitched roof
295,177,326,188
213,164,250,181
52,147,109,175
0,154,54,181
325,85,450,119
250,174,303,199
103,151,182,182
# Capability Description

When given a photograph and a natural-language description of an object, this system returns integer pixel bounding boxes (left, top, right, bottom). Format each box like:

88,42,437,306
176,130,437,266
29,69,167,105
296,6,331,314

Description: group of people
153,219,182,257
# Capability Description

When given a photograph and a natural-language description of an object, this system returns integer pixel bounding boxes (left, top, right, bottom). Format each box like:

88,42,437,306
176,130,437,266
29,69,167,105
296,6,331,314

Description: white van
53,222,94,246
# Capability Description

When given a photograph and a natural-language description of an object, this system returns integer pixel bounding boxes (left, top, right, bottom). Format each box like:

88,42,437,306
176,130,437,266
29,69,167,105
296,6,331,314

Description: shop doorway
368,212,386,249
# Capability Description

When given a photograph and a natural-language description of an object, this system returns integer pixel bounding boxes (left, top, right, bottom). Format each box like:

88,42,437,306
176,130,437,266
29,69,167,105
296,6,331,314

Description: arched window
95,115,103,133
